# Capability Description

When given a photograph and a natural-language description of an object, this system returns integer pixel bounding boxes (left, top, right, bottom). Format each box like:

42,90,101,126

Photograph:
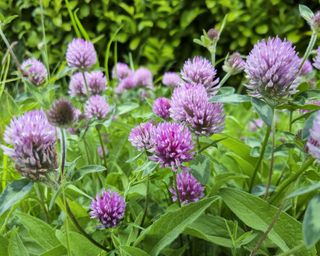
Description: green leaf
184,215,244,248
135,161,158,176
303,196,320,248
0,235,8,256
104,25,123,82
71,165,106,181
74,9,90,40
55,230,102,256
126,152,144,163
251,98,273,127
0,179,33,215
180,8,204,28
135,197,217,256
299,5,314,23
210,93,251,103
286,183,320,199
8,229,29,256
220,188,316,255
302,112,317,140
17,212,60,249
255,24,268,34
117,103,139,115
190,155,211,185
40,245,66,256
64,0,81,37
121,246,150,256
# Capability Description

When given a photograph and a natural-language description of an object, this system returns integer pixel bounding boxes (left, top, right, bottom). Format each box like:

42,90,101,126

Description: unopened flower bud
207,28,219,41
223,52,245,75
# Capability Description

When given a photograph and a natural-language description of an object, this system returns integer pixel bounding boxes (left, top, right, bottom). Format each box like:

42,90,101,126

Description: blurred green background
0,0,319,74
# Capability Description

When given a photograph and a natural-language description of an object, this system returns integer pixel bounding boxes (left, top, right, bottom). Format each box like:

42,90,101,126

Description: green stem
196,136,201,153
299,31,317,72
140,175,150,229
83,137,91,164
81,70,90,97
209,42,217,66
270,157,314,203
218,72,231,88
264,109,276,199
66,201,109,252
250,202,284,256
39,0,50,79
249,125,271,193
0,27,21,70
59,129,66,183
96,126,107,168
289,110,293,133
62,190,71,256
174,172,181,207
35,183,50,222
58,128,71,255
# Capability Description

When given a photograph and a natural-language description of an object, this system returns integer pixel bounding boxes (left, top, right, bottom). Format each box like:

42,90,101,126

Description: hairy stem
81,70,90,97
250,203,284,256
218,72,231,88
209,42,217,66
288,110,293,133
96,126,107,168
299,31,317,72
35,183,50,222
59,128,66,183
249,125,271,192
0,27,21,70
39,0,50,79
174,172,181,207
140,175,150,229
66,201,109,252
264,109,276,199
62,190,71,256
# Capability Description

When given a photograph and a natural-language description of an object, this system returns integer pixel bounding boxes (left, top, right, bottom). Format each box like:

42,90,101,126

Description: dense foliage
1,3,320,256
0,0,319,73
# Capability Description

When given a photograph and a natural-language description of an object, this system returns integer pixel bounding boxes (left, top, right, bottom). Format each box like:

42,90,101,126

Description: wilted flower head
128,122,155,151
66,38,97,69
170,171,204,204
69,72,87,97
88,71,107,95
153,97,171,120
133,68,153,89
47,99,75,128
245,37,300,102
162,72,182,88
85,95,109,119
150,122,194,170
207,28,219,41
112,63,132,80
2,110,57,181
313,47,320,70
170,84,224,136
90,190,126,228
21,58,47,86
181,56,219,96
300,60,313,76
223,52,245,75
307,111,320,160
